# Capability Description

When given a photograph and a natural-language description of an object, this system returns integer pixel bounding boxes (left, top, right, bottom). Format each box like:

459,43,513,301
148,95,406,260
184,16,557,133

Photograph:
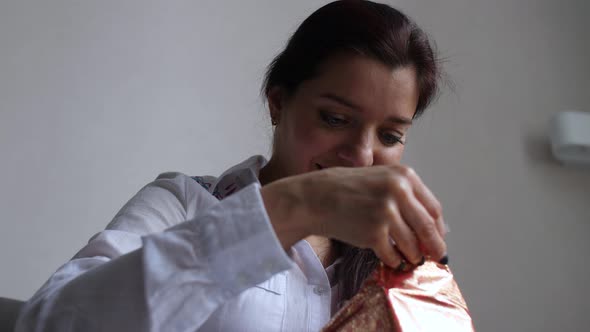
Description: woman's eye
320,111,349,127
380,132,404,146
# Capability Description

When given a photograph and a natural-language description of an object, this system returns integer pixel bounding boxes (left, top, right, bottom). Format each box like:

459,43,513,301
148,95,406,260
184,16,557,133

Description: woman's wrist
260,179,312,250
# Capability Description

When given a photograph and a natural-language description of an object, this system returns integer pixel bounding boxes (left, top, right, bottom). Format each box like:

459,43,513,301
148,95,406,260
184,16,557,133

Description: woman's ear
267,86,284,125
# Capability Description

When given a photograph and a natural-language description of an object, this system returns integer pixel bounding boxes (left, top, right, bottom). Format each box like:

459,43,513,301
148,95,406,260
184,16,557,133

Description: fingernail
417,256,425,266
441,217,449,235
439,255,449,265
443,219,451,234
395,260,406,272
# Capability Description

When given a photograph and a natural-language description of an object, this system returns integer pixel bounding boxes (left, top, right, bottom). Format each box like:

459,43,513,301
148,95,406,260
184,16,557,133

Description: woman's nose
336,134,374,167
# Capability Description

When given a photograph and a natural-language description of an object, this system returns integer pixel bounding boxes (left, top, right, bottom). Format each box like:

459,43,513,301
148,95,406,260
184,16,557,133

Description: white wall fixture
550,111,590,166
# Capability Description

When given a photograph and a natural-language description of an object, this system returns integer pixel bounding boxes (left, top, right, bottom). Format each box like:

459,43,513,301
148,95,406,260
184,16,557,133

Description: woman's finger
386,202,422,265
397,191,447,261
372,233,405,269
405,169,447,238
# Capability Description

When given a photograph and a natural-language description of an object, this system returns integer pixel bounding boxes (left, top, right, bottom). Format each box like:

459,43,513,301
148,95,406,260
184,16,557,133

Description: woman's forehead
299,54,419,119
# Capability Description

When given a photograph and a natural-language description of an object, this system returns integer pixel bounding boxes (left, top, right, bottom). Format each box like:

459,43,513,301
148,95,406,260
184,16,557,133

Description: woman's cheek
299,124,333,151
292,128,330,169
378,146,405,165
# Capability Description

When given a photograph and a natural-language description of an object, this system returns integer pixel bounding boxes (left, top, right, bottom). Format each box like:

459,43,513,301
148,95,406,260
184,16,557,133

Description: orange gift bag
322,261,475,331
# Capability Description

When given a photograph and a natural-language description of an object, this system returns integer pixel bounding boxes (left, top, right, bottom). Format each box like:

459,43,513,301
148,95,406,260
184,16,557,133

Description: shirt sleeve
15,173,294,332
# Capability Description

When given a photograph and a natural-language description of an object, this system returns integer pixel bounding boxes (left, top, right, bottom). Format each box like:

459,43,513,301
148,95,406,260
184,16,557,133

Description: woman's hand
261,165,447,268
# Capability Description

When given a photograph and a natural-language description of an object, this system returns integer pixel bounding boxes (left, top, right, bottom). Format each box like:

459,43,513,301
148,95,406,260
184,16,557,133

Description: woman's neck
258,157,283,186
305,235,337,268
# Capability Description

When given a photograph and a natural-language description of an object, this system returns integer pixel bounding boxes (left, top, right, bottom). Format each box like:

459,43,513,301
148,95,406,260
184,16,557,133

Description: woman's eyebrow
319,93,413,125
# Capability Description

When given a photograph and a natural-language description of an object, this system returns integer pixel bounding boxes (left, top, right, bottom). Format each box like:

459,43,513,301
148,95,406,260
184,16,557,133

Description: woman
17,1,448,331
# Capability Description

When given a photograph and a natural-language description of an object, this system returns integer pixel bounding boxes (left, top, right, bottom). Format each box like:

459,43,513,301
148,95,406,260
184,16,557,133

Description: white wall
398,1,590,331
1,1,588,331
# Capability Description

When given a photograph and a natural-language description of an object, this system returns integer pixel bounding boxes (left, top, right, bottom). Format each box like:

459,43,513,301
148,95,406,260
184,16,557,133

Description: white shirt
16,155,342,332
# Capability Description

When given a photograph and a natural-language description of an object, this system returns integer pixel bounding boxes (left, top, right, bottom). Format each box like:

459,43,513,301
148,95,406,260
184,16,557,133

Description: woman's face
266,53,419,179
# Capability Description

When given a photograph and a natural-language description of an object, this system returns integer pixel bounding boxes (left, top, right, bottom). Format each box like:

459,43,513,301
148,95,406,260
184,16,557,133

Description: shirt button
313,286,327,296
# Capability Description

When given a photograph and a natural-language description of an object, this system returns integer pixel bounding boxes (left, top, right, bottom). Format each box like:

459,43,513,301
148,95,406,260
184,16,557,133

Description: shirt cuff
141,182,294,303
201,182,295,295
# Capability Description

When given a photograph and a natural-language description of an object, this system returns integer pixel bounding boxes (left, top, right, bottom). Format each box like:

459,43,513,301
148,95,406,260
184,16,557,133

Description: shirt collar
210,155,268,199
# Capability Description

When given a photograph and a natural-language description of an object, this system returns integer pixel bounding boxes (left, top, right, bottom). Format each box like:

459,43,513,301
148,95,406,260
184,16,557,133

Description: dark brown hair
262,0,442,303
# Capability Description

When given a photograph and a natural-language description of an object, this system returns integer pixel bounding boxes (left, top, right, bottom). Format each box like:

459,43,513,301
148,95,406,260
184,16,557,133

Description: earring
271,118,278,126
